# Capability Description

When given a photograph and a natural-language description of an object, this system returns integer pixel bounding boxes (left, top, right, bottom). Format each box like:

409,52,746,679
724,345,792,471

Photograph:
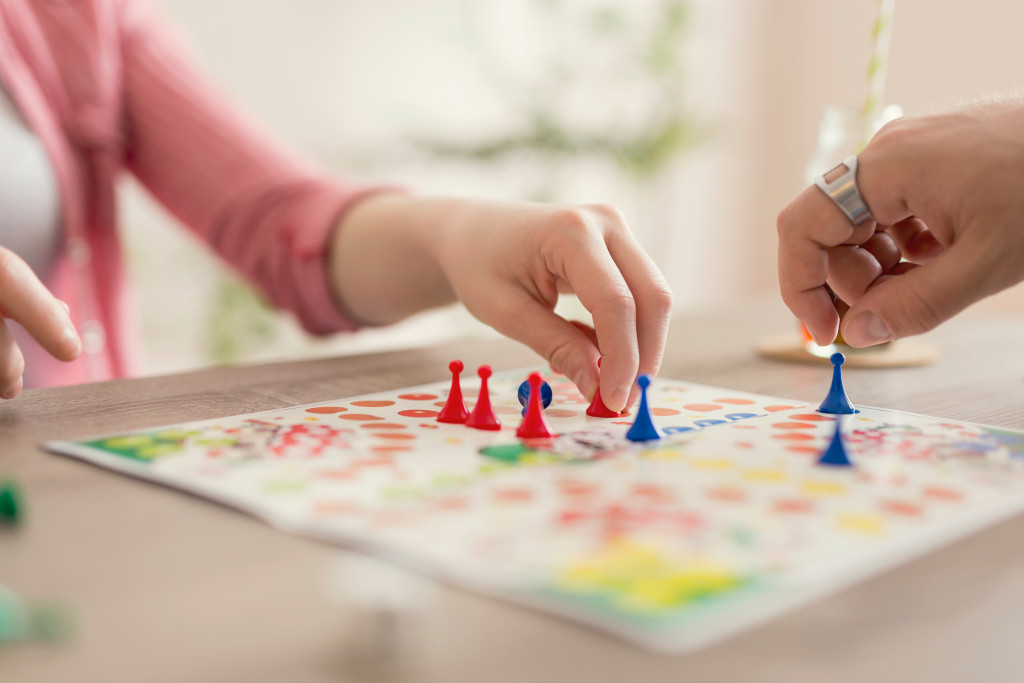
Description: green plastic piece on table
0,480,22,525
0,586,73,645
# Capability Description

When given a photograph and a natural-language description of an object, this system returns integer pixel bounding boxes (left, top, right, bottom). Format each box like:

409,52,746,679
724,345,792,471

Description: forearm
328,194,462,326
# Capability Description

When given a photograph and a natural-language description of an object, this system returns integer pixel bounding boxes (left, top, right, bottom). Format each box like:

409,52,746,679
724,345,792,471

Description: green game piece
0,586,72,645
0,480,22,525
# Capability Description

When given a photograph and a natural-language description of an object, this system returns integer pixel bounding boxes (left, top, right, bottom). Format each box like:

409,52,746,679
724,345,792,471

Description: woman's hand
331,196,673,412
0,247,81,398
777,101,1024,347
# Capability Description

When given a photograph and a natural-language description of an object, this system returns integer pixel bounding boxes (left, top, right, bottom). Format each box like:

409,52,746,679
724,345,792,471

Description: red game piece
465,365,501,431
437,360,470,424
586,358,621,418
516,372,555,439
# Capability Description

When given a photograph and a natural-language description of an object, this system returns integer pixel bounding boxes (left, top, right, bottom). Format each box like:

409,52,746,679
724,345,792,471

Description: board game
44,363,1024,652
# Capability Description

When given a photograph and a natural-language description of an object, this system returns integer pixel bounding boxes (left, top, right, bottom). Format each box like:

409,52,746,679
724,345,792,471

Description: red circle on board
306,406,347,414
652,408,681,416
713,398,756,405
359,423,408,430
786,445,822,454
351,400,396,408
398,409,440,418
772,422,815,430
684,403,723,412
398,393,439,401
772,432,815,441
338,413,385,421
371,445,413,453
373,433,417,440
790,413,834,422
765,405,799,412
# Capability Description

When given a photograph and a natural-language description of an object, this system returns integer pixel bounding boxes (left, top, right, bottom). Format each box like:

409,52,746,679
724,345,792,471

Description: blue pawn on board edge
518,379,552,417
817,352,858,415
626,374,664,442
817,417,853,467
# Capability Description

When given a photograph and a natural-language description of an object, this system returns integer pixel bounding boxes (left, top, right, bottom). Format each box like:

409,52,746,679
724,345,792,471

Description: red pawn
437,360,470,424
516,372,555,439
465,365,501,431
586,358,621,418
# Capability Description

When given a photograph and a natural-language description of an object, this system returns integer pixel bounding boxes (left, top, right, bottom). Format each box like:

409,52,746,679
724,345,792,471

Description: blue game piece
625,374,664,442
517,379,552,417
817,416,853,467
817,352,857,414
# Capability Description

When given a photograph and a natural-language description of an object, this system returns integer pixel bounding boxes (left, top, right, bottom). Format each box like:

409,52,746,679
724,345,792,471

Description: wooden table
3,300,1024,683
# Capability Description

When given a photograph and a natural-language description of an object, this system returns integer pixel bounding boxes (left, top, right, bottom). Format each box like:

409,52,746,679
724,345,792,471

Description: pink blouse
0,0,375,388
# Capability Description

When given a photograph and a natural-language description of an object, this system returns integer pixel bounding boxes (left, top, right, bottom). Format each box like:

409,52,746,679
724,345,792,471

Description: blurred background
122,0,1024,376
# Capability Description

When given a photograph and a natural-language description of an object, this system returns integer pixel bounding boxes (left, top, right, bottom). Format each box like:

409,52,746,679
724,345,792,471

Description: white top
0,83,62,389
0,83,61,280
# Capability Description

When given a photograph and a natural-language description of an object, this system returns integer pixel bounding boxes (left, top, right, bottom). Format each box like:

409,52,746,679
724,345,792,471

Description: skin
1,195,672,410
330,195,673,413
777,100,1024,347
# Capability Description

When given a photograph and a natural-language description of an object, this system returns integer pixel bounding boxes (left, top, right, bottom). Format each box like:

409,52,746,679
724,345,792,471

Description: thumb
482,293,601,400
841,241,999,345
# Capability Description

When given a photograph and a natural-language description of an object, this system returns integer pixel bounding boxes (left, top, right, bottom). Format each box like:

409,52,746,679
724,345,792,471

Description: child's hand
0,247,81,398
777,101,1024,347
331,197,673,412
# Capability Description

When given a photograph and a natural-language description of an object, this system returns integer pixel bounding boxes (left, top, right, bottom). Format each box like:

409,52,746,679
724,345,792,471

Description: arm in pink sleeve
117,0,387,334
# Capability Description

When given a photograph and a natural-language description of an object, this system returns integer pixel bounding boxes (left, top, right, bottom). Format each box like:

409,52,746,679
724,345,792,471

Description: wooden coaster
756,334,939,368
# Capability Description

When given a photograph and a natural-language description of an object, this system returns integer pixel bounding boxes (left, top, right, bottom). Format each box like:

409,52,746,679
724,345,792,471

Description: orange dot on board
684,403,723,412
351,400,396,408
306,406,347,414
713,398,756,405
398,409,439,418
652,408,681,416
772,422,815,430
359,423,408,430
790,413,835,422
772,432,816,441
398,393,439,401
765,405,799,412
338,414,385,421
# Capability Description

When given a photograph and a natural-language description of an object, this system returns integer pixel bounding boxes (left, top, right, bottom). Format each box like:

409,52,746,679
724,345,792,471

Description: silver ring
814,155,873,226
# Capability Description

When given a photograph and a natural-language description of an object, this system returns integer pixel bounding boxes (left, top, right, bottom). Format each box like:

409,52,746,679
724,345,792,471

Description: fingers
841,239,999,346
776,184,871,344
558,227,639,412
886,217,945,263
493,292,602,401
0,248,80,360
597,209,672,405
825,231,902,306
0,318,26,399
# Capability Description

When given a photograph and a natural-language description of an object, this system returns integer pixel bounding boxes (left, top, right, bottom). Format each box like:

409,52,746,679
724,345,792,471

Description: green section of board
83,430,202,463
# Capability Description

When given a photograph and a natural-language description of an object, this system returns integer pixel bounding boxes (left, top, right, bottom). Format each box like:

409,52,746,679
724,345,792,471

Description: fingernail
849,313,892,346
2,380,22,400
612,386,630,411
60,326,81,357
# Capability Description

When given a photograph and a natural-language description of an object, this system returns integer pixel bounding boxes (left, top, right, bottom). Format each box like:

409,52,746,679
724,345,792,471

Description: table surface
3,301,1024,683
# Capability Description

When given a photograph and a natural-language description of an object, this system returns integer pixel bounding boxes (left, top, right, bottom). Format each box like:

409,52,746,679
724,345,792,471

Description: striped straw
860,0,896,139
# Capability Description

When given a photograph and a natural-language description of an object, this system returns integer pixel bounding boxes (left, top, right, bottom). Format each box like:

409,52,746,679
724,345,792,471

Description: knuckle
586,203,629,229
648,284,674,318
599,290,637,320
776,204,796,237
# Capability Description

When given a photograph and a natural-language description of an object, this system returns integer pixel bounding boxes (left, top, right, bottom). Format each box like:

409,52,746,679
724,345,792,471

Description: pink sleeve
116,0,390,334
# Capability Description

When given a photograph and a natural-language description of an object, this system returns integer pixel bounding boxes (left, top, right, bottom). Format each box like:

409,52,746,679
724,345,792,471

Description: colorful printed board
45,368,1024,651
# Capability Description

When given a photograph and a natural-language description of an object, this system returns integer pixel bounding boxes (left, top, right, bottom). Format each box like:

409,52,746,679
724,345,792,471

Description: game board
44,366,1024,652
